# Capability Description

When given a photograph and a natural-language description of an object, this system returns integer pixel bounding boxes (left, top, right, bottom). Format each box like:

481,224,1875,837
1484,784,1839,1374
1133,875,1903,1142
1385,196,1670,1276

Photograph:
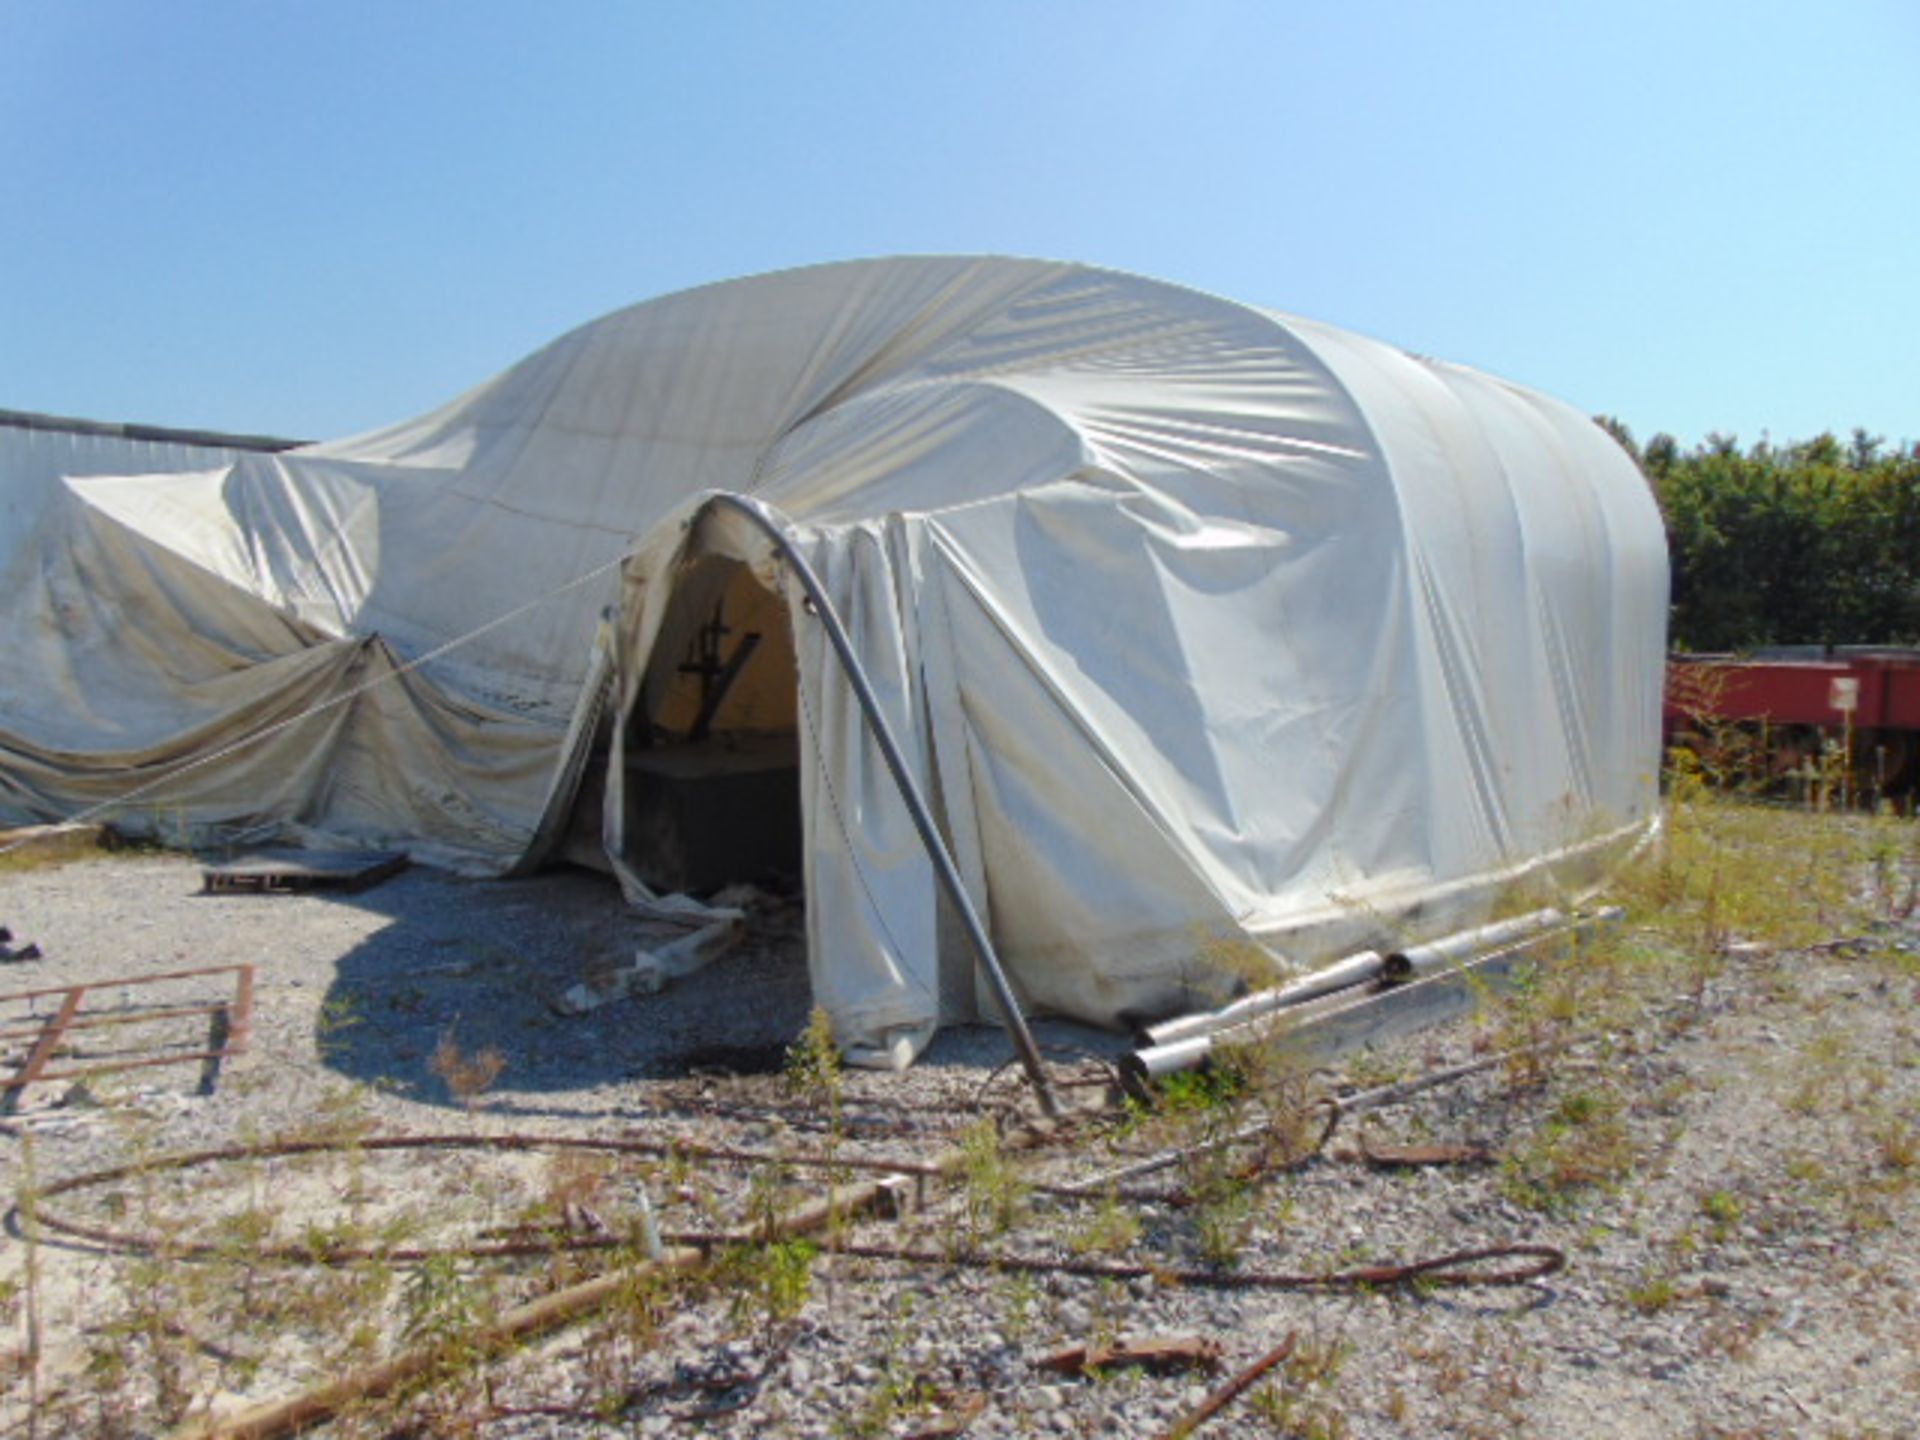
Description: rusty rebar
1156,1330,1297,1439
22,1132,942,1264
668,1232,1566,1291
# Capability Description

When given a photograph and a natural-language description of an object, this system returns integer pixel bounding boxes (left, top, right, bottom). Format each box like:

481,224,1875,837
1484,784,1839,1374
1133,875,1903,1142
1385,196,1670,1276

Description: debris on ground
552,914,743,1013
1036,1334,1224,1377
0,924,41,962
1354,1136,1498,1167
1,963,252,1115
199,848,407,894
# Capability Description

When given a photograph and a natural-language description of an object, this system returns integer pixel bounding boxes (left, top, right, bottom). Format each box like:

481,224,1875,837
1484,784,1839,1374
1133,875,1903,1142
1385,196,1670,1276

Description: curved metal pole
704,493,1060,1116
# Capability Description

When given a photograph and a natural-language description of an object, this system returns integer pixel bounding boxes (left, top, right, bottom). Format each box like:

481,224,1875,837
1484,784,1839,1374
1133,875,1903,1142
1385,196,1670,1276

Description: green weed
957,1120,1025,1241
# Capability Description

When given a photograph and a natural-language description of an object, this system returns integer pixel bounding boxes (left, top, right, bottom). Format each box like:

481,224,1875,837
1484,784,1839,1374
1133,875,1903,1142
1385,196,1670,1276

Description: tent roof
94,256,1627,714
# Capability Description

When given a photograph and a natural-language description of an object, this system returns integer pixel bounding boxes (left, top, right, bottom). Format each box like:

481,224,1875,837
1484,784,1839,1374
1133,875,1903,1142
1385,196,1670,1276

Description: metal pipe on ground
1122,907,1623,1091
1122,1034,1216,1090
1381,907,1566,982
1139,949,1386,1048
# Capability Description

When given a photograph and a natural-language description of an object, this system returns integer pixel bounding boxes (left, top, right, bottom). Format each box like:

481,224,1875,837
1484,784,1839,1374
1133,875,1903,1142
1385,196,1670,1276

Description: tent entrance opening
620,558,803,896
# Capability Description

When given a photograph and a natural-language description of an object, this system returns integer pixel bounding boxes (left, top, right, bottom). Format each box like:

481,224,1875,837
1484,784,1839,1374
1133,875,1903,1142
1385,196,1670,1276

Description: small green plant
1555,1090,1610,1126
392,1251,499,1431
785,1005,842,1107
1625,1269,1678,1314
833,1292,945,1438
315,993,365,1063
1234,1330,1352,1440
1698,1188,1742,1239
1186,929,1287,1012
400,1252,486,1353
1192,1183,1254,1269
1482,960,1575,1089
835,1367,941,1439
1001,1270,1039,1341
1785,1152,1824,1184
957,1119,1025,1241
741,1159,801,1239
14,1134,46,1430
1664,665,1762,796
1502,1085,1637,1211
718,1238,817,1340
1157,1064,1246,1113
1873,1117,1917,1172
564,1238,674,1417
1067,1189,1142,1256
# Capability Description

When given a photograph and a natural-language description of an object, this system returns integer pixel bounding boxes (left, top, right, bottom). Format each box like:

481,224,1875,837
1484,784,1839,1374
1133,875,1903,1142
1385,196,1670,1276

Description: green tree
1606,424,1920,651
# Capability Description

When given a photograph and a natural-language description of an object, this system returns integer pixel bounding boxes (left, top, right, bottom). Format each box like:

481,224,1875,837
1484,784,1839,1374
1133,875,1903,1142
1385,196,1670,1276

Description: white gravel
3,848,1918,1438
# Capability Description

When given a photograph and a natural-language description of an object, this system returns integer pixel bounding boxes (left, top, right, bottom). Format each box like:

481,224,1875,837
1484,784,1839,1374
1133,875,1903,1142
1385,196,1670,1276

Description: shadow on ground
305,858,1127,1119
314,862,818,1112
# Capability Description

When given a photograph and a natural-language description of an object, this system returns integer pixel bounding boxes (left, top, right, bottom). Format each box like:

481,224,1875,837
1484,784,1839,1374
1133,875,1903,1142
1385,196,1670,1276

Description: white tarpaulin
0,257,1668,1059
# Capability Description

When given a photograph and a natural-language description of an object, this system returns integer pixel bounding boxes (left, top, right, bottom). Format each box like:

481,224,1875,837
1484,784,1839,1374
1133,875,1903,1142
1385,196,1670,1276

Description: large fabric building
0,258,1668,1062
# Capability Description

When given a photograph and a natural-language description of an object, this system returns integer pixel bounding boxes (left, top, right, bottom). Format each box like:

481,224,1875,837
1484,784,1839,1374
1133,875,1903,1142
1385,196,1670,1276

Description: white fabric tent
0,257,1668,1060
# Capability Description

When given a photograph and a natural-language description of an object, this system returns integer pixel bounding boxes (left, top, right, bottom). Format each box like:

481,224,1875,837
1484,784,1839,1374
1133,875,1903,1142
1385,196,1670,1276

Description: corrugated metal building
0,408,302,570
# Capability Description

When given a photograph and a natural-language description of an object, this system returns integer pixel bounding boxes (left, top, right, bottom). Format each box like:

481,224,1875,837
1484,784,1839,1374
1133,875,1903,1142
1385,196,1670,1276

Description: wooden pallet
200,849,407,895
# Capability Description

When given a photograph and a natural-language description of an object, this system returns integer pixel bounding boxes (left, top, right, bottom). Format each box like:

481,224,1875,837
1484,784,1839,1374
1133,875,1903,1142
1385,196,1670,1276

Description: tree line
1598,421,1920,653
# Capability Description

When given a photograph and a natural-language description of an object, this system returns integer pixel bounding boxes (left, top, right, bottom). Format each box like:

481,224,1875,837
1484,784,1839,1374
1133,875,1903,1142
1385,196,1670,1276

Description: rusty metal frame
0,963,254,1111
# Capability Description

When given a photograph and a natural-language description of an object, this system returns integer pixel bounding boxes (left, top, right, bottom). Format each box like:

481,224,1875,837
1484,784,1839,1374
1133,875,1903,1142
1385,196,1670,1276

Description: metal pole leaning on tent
702,493,1061,1118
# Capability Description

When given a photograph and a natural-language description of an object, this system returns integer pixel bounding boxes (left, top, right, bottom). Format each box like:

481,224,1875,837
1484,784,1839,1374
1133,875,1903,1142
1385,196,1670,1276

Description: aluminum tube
1140,949,1387,1048
1119,1035,1214,1093
1139,1011,1229,1049
1126,907,1625,1093
1126,956,1384,1089
1383,908,1566,982
703,494,1060,1116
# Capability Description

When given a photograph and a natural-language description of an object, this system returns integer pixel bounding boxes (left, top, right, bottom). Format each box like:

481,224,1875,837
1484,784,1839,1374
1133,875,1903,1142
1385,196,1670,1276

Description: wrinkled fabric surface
0,258,1668,1054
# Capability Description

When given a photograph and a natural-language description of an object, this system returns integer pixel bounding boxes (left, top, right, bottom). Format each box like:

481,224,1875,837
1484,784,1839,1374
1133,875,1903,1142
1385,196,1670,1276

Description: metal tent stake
704,493,1060,1117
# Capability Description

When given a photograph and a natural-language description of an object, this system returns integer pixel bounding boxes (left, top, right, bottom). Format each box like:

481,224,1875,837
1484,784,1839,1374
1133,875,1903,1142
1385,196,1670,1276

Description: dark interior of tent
561,556,805,897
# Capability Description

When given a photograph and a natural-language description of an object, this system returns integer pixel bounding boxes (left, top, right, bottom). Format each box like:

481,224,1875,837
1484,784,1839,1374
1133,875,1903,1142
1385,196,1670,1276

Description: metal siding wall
0,423,254,569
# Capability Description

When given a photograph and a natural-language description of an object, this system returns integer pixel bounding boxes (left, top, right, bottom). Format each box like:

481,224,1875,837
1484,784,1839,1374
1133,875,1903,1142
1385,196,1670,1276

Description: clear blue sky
3,1,1914,450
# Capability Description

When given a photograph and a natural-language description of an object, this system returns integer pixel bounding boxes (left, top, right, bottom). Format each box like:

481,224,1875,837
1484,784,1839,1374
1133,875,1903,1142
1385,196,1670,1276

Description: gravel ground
2,846,1918,1438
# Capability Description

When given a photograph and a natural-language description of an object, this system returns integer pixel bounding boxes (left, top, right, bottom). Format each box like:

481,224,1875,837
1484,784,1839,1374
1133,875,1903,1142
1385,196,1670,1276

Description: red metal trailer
1665,648,1920,806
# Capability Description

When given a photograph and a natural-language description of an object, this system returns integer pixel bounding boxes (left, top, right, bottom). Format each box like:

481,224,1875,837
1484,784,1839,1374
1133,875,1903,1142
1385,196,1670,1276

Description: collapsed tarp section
0,257,1669,1060
0,474,562,870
